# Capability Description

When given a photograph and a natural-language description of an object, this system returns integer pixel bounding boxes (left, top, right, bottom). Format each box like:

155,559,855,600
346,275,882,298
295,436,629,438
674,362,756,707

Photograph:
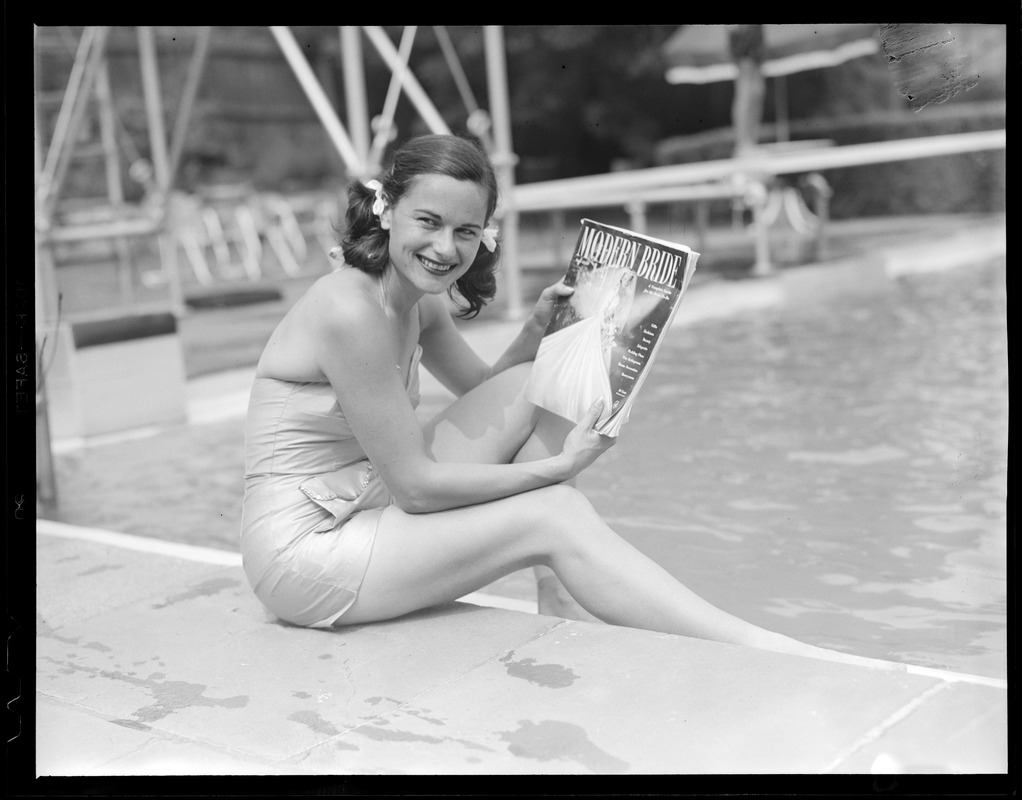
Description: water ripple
585,257,1006,677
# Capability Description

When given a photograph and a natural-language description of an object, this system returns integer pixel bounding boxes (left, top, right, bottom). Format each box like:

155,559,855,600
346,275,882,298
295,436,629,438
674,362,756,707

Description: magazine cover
525,218,699,437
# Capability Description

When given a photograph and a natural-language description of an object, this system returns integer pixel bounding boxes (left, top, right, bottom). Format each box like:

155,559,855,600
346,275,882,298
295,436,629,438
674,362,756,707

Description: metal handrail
508,130,1006,213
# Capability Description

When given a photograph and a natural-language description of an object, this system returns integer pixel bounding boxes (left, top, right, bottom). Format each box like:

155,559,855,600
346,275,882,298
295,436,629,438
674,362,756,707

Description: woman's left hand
529,280,574,332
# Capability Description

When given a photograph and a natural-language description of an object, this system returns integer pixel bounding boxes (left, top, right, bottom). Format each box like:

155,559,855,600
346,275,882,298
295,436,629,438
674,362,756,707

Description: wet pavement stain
149,580,239,608
129,678,249,724
404,707,445,727
37,615,80,646
40,656,249,724
364,696,402,707
500,651,580,688
289,709,340,736
77,563,124,577
354,725,493,752
354,725,444,744
151,577,240,610
499,719,630,773
110,718,152,731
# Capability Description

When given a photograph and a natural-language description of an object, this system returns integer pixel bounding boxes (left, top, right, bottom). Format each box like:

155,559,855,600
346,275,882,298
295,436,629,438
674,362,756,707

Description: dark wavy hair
339,134,500,318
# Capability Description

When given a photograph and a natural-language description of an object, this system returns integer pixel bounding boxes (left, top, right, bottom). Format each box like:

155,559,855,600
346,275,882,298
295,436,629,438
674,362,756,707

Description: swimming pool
578,255,1007,679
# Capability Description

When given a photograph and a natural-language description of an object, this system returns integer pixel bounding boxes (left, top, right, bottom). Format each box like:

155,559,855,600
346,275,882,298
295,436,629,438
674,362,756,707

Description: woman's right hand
528,280,575,334
560,399,616,477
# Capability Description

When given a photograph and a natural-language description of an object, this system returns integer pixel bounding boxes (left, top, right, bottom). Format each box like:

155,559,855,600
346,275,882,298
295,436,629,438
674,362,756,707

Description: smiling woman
238,133,901,672
379,174,490,292
336,137,502,320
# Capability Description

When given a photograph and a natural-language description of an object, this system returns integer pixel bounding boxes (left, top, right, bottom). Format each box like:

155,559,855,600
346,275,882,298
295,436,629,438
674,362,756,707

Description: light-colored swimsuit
241,345,422,627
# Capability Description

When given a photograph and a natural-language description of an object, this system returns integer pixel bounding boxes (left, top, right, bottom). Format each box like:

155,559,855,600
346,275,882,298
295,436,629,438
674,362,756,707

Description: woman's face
381,174,489,295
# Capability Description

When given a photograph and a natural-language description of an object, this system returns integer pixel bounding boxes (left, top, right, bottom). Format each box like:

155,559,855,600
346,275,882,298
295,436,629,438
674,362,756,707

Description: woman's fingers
539,281,574,302
583,398,605,429
532,281,575,329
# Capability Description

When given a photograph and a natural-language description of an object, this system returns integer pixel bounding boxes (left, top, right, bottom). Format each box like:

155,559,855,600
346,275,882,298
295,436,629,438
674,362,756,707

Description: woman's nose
431,228,456,257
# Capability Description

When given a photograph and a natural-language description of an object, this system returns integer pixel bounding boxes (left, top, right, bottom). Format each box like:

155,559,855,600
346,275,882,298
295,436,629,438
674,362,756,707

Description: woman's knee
540,482,592,513
505,359,534,380
424,361,539,462
516,484,601,550
489,360,533,398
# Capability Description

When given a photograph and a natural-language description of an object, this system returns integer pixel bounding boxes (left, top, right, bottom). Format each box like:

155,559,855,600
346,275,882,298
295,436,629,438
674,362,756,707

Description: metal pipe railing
511,130,1006,211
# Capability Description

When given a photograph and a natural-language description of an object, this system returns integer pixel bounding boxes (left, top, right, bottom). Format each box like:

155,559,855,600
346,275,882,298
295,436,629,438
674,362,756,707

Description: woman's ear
379,205,392,231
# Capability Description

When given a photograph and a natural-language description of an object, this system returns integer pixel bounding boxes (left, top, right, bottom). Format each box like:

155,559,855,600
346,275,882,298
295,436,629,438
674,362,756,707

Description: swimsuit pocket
298,460,391,533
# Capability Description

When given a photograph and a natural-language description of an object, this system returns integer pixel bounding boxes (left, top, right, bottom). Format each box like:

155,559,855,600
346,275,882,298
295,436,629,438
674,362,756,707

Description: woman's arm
416,296,491,397
312,289,607,514
418,282,574,397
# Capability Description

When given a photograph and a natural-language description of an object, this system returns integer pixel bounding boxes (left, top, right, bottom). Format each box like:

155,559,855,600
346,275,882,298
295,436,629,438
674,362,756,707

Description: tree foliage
367,26,691,181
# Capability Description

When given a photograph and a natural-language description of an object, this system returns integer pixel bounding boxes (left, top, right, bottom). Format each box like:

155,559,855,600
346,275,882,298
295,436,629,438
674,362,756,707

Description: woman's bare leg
342,483,897,670
340,363,900,670
511,413,602,621
422,362,597,620
533,565,600,621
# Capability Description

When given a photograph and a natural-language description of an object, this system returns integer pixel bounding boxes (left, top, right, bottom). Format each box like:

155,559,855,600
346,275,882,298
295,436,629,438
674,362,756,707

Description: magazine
525,218,699,437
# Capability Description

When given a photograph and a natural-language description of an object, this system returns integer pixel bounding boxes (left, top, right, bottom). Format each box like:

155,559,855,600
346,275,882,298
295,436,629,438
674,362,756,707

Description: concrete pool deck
33,519,1009,777
28,214,1009,779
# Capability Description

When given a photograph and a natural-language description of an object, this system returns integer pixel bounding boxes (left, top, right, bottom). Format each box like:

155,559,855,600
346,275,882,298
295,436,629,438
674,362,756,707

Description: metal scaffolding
34,25,523,328
33,25,522,505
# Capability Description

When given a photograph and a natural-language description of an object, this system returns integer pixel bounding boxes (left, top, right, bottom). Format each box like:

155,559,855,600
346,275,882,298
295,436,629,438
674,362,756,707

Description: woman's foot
767,634,906,672
803,644,906,672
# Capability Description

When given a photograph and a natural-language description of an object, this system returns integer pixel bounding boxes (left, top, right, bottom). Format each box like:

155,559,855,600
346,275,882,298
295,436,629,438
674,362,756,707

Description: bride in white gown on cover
526,263,637,430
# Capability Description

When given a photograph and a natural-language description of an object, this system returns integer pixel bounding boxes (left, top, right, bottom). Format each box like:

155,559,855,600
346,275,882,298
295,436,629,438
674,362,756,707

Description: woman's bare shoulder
301,268,380,326
256,268,382,380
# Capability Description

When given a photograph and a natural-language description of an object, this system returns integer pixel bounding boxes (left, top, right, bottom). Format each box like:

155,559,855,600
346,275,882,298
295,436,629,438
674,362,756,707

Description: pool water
578,256,1008,679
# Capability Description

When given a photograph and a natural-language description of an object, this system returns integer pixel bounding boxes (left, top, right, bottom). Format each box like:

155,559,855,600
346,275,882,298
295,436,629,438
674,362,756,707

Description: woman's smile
416,252,458,275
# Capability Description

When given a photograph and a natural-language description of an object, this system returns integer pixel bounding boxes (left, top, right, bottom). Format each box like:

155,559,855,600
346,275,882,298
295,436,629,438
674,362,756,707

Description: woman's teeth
418,255,456,274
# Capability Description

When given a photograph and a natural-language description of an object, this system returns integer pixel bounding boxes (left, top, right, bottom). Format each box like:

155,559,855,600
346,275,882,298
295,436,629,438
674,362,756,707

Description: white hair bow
365,179,386,216
480,226,498,253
